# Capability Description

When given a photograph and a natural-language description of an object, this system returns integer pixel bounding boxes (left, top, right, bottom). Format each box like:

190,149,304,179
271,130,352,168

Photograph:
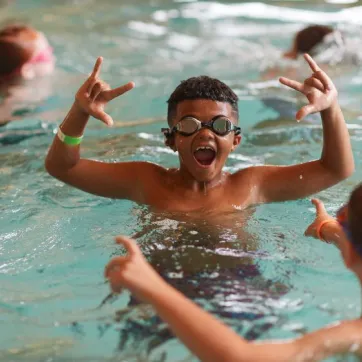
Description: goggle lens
176,117,200,134
212,117,231,135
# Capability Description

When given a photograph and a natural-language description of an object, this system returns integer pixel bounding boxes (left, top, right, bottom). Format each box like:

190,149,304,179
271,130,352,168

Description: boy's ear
231,134,241,152
165,135,177,152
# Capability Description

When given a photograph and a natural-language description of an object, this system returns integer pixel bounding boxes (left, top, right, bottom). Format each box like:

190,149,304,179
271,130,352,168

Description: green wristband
57,128,83,146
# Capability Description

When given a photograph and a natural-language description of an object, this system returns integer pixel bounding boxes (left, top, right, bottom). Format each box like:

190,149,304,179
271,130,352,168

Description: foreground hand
104,236,165,302
75,57,135,126
279,54,337,121
304,199,336,240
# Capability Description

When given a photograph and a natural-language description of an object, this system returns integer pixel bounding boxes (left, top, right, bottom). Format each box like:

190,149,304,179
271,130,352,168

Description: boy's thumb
312,198,326,215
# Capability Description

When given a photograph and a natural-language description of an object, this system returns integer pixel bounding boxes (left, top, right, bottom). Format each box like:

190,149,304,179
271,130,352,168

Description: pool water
1,1,362,361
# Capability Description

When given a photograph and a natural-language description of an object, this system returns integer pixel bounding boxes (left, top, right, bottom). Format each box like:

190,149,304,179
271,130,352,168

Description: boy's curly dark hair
167,76,239,126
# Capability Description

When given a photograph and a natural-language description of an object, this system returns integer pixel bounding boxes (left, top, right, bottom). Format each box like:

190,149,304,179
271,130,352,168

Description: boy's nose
197,127,214,139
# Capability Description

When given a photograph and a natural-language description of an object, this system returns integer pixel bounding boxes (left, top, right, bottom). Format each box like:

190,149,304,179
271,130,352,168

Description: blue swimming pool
1,1,362,361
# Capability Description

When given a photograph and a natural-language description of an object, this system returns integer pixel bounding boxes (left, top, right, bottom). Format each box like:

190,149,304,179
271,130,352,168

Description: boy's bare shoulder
120,161,175,182
127,161,167,173
227,166,262,205
230,165,261,184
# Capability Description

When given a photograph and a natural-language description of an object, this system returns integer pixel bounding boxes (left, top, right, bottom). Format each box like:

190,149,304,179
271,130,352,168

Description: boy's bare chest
144,182,251,213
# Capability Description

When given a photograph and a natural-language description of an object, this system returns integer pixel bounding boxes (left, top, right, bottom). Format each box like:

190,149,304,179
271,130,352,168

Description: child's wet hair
167,76,239,126
0,25,33,77
0,24,28,37
295,25,334,55
348,183,362,252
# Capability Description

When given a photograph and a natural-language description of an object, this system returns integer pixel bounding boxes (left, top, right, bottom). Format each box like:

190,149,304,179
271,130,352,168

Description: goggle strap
161,128,173,137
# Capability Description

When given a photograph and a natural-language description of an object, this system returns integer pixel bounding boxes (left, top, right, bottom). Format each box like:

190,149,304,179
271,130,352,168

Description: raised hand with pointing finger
74,57,135,126
105,236,166,303
279,54,337,122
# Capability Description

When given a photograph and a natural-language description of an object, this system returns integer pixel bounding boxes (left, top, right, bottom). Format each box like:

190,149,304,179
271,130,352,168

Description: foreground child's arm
45,57,161,201
245,54,354,204
105,236,362,362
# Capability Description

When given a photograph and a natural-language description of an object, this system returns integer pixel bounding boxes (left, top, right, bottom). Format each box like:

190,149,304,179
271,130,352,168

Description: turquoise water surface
1,1,362,361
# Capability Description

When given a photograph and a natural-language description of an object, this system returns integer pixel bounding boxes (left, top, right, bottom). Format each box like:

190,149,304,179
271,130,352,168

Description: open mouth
193,146,216,167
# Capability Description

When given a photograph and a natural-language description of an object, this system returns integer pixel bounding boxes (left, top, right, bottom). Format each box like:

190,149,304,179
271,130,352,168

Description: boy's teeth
196,146,213,151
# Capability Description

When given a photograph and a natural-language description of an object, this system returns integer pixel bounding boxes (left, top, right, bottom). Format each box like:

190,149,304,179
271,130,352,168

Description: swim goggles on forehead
161,116,241,137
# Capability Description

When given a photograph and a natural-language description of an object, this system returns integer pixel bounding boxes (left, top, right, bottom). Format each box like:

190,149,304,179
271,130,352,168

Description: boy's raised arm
245,54,354,204
45,57,157,201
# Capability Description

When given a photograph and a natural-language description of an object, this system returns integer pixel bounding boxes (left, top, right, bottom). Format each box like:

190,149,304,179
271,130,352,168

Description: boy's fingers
93,110,113,126
86,78,98,96
82,58,103,89
279,77,303,92
304,77,324,92
304,227,317,238
304,226,312,237
104,256,125,278
108,276,123,294
115,235,141,257
313,70,333,91
304,53,321,73
312,198,326,215
296,104,316,121
90,82,102,102
91,57,103,79
104,82,135,101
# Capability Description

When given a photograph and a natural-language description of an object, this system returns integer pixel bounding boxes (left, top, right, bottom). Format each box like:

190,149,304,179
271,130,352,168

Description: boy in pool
45,54,353,213
104,183,362,361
